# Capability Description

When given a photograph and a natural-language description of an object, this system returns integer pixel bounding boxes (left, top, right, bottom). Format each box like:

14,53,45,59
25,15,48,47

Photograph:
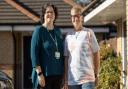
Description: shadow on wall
0,71,14,89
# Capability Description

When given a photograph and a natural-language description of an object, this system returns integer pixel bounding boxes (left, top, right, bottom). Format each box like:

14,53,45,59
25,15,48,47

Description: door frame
21,32,32,89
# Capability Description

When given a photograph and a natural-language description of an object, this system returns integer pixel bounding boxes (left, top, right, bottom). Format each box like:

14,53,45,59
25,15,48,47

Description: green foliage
96,44,121,89
100,43,115,61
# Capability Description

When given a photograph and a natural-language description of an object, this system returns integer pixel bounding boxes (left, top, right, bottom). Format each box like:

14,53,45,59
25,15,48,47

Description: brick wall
0,32,14,79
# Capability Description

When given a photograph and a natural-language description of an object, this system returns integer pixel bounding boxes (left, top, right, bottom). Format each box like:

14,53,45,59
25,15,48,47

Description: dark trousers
38,75,63,89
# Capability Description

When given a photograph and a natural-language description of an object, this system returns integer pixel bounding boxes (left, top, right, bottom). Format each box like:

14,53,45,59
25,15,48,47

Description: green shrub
96,44,121,89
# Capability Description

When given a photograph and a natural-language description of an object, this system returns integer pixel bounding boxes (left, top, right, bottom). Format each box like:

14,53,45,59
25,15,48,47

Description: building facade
0,0,126,89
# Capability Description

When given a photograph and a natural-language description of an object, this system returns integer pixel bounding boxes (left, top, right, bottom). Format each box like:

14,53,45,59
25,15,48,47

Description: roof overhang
0,25,109,33
4,0,40,22
84,0,125,25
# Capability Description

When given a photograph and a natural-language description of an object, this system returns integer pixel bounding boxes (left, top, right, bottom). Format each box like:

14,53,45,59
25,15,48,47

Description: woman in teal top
31,3,64,89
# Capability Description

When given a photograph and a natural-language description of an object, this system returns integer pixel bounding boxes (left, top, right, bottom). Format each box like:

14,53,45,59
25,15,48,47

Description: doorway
23,36,32,89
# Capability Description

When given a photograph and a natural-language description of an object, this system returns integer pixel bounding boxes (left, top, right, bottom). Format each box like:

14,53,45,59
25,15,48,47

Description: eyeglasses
45,11,54,14
71,14,81,18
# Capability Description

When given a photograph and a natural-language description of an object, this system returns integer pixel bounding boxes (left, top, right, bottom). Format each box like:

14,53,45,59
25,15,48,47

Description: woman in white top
64,6,100,89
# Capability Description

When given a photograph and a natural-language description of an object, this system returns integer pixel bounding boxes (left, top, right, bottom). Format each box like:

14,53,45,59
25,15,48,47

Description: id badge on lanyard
55,51,60,59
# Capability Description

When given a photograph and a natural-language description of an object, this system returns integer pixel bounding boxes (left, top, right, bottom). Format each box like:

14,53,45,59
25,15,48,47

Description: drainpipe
11,26,16,89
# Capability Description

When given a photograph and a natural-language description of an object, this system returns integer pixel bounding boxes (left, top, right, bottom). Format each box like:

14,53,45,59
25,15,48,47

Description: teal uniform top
31,25,64,89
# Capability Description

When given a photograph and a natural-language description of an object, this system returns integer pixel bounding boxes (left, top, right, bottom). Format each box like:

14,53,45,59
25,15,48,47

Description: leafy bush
0,71,14,89
96,43,121,89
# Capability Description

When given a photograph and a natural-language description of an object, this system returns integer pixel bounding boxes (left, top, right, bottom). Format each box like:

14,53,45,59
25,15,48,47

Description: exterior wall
117,18,126,89
116,19,123,89
126,0,128,88
95,33,104,42
116,18,127,88
0,32,14,79
116,19,123,55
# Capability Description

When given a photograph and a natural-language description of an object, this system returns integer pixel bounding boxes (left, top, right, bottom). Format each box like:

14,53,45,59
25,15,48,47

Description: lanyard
49,32,58,51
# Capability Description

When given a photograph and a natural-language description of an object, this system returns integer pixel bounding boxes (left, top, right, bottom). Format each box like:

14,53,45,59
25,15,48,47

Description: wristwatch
95,73,99,78
38,72,43,76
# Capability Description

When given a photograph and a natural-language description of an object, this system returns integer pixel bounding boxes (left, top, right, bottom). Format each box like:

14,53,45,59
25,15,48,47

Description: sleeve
90,30,100,53
31,26,41,68
64,36,69,57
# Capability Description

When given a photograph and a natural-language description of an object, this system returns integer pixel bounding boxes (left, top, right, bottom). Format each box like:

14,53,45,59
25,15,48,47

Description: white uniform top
64,27,100,85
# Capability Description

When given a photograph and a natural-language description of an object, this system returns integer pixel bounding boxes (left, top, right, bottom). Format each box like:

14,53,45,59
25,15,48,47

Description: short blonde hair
71,6,82,15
